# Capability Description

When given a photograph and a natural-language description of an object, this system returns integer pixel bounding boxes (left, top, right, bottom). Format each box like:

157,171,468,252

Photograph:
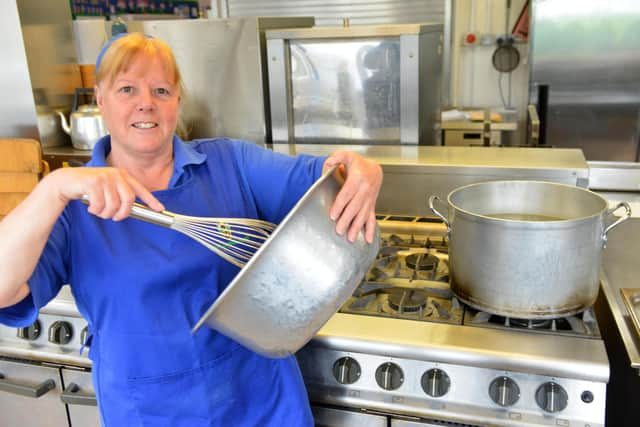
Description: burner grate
464,308,600,338
341,282,463,324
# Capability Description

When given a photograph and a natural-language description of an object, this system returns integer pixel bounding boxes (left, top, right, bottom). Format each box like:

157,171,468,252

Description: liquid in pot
485,213,566,221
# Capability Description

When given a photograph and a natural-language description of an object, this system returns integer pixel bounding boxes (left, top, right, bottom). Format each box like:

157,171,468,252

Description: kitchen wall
29,0,530,146
0,1,38,140
1,0,82,142
211,0,531,145
451,0,529,146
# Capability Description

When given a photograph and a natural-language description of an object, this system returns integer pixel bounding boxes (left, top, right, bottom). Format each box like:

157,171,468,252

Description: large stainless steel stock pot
429,180,631,319
193,167,380,358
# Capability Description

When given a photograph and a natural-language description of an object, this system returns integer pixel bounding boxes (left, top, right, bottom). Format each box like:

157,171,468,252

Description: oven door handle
60,382,97,406
0,373,56,398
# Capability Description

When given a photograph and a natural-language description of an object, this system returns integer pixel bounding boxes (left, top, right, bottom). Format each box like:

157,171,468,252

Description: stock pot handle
603,202,632,247
428,195,450,233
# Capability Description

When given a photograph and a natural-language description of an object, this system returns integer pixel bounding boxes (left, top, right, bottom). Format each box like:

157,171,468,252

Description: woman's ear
94,85,103,108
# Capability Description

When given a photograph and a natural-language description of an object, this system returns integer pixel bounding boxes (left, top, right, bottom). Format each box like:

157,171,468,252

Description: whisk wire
172,214,275,268
177,224,259,258
81,196,275,268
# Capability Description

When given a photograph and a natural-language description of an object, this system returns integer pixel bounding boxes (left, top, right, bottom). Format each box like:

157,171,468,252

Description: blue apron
2,137,324,426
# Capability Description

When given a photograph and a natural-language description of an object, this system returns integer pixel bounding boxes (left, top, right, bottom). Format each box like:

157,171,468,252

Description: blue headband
95,33,155,75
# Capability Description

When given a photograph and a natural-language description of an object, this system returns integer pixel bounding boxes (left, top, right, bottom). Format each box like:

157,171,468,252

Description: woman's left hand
323,151,383,244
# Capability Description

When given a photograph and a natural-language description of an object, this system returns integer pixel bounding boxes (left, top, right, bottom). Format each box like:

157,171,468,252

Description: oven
0,286,99,427
296,215,609,427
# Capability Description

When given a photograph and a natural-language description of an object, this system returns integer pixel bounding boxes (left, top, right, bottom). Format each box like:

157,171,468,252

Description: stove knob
375,362,404,391
489,376,520,407
421,368,450,398
16,320,41,341
332,357,361,385
536,382,568,413
48,321,73,345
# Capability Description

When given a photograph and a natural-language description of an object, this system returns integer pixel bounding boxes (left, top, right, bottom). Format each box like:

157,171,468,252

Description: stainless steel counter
271,144,588,170
601,217,640,370
594,217,640,426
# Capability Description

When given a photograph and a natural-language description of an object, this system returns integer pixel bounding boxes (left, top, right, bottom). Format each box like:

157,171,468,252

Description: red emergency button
466,33,477,44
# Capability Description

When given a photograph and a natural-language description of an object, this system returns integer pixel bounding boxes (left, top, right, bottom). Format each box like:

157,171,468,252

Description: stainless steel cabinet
312,405,387,427
0,360,67,427
267,24,443,145
61,368,100,427
529,0,640,161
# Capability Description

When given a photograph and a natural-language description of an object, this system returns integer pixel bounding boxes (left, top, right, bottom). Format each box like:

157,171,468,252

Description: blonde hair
95,33,188,139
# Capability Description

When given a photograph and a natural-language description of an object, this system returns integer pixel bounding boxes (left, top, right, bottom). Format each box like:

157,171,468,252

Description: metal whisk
82,197,275,268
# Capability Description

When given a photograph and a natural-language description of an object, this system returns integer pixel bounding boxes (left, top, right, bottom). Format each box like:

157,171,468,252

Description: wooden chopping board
0,138,47,216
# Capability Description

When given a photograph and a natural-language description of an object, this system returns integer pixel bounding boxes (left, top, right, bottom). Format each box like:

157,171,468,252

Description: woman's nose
137,90,155,111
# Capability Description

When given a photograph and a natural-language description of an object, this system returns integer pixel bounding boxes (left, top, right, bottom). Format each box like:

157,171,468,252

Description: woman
0,33,382,425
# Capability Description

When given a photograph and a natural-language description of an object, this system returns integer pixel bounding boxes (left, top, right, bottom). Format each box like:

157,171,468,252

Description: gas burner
507,318,552,329
387,288,428,313
405,253,438,271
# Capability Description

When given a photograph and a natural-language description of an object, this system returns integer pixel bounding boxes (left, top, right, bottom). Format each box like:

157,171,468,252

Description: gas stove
0,285,90,367
0,286,97,427
296,215,609,427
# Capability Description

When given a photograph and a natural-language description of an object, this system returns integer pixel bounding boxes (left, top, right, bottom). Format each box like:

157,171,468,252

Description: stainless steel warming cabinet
266,24,443,145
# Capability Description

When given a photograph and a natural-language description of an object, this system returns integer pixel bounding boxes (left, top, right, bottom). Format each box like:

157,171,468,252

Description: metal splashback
126,17,314,143
0,2,37,139
528,0,640,161
1,0,80,141
266,24,443,145
272,144,589,216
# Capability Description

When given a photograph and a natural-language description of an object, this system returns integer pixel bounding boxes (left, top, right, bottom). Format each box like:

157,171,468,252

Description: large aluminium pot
429,180,631,319
192,167,380,357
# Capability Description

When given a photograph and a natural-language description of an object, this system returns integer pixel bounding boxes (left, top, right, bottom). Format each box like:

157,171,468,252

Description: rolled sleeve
0,210,70,327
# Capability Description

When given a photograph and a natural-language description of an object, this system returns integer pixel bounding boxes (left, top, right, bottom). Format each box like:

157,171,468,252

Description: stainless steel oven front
0,286,98,427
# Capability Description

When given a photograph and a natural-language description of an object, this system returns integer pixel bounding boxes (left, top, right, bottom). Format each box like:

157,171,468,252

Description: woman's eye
155,87,170,96
119,86,133,94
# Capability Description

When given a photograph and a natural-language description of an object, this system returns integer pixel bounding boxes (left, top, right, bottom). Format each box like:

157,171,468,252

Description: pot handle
428,195,450,233
602,202,632,247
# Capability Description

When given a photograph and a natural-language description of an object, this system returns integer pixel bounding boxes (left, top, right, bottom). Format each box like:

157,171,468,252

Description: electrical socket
480,33,495,46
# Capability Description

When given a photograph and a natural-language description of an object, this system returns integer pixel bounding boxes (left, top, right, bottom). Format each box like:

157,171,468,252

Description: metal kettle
58,88,108,150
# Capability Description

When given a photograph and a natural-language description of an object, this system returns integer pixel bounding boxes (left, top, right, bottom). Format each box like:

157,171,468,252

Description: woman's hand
0,165,162,307
323,151,383,244
51,167,164,221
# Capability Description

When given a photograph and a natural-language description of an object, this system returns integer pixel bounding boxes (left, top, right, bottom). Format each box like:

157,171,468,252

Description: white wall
0,1,38,139
450,0,529,145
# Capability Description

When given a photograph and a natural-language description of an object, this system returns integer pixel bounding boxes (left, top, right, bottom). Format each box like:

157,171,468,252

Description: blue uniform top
0,135,326,426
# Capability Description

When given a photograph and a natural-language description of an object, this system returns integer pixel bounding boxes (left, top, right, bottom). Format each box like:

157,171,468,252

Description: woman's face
96,53,180,155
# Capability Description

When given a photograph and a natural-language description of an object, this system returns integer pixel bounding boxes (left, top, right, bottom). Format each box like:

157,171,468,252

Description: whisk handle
80,195,175,227
129,203,175,227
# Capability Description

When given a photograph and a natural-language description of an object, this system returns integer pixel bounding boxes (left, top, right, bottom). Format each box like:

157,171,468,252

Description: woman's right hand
51,167,165,221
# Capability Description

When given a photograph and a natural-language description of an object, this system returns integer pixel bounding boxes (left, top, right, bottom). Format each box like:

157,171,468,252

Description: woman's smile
132,121,159,129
